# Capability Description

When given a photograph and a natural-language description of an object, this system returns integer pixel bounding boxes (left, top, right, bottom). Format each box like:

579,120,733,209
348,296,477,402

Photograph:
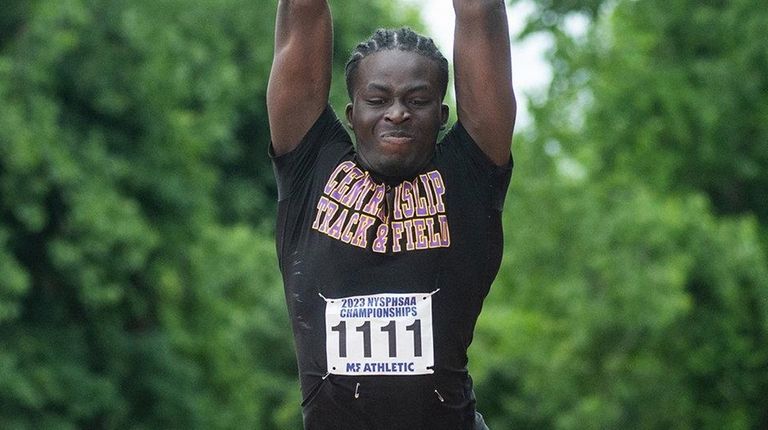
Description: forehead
353,50,441,93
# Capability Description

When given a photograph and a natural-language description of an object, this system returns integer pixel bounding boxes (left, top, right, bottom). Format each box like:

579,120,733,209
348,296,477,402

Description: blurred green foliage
470,0,768,429
1,0,766,428
0,0,421,428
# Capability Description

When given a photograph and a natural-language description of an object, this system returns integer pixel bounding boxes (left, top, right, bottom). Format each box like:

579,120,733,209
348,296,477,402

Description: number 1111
331,320,423,358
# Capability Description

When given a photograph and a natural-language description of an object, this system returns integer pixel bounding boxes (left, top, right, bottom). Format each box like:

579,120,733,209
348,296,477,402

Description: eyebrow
366,83,390,92
365,82,432,93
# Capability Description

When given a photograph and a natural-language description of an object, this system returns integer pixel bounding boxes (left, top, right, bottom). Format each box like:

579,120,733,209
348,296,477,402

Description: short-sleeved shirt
271,106,512,430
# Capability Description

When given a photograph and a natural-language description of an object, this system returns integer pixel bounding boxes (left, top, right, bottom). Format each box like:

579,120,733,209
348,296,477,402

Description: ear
345,103,354,129
440,104,449,129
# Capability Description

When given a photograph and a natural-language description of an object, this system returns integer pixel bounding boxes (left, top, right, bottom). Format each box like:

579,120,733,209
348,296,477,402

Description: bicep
267,0,333,156
453,0,516,166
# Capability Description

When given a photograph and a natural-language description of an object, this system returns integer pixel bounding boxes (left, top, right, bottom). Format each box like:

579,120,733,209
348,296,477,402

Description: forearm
274,0,331,50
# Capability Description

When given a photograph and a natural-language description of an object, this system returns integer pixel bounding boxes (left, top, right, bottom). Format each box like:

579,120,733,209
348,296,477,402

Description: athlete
267,0,515,428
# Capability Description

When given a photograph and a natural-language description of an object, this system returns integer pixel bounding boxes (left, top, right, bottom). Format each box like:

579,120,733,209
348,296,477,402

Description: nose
384,101,411,124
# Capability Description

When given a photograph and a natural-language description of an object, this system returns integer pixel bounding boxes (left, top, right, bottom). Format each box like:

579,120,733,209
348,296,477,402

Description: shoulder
437,121,512,170
436,122,512,211
271,106,350,161
271,106,353,201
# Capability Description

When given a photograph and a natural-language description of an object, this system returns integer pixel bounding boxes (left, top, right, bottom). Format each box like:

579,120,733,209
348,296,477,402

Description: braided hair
344,27,449,100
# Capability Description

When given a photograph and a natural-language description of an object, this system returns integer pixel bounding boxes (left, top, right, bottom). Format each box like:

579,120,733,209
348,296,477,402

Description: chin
359,147,428,180
373,161,421,181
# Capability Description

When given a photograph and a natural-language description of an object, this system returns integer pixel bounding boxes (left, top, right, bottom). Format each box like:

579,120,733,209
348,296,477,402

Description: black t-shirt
271,106,512,430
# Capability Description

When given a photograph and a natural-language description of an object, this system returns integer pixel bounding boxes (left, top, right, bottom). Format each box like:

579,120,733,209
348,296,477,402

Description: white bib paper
323,291,436,376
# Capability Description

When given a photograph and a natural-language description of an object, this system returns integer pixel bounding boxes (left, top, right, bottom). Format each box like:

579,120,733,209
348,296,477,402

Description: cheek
420,117,443,136
354,111,378,129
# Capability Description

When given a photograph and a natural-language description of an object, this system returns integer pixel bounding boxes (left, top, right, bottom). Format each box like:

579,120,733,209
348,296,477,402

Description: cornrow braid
345,27,449,100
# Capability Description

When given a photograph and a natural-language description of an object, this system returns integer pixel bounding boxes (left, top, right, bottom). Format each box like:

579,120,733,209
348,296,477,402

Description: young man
267,1,515,428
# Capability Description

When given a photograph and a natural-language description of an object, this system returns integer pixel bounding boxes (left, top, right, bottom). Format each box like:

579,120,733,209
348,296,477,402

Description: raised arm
267,0,333,156
453,0,516,166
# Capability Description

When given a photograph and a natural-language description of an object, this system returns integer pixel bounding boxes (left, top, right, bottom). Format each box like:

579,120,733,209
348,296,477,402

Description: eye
366,98,386,106
410,98,429,106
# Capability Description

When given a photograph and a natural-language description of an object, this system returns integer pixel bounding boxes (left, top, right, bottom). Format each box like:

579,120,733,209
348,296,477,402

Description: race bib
323,291,437,376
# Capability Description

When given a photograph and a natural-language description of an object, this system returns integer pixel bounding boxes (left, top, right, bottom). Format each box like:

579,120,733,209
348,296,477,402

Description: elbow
280,0,328,13
280,0,325,4
507,95,518,136
453,0,506,17
495,95,518,140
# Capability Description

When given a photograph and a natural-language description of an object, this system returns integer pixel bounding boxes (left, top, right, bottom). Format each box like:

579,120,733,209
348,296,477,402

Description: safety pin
434,389,445,403
354,382,361,399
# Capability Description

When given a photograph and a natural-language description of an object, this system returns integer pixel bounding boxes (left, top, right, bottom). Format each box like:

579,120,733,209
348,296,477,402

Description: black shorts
301,375,490,430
